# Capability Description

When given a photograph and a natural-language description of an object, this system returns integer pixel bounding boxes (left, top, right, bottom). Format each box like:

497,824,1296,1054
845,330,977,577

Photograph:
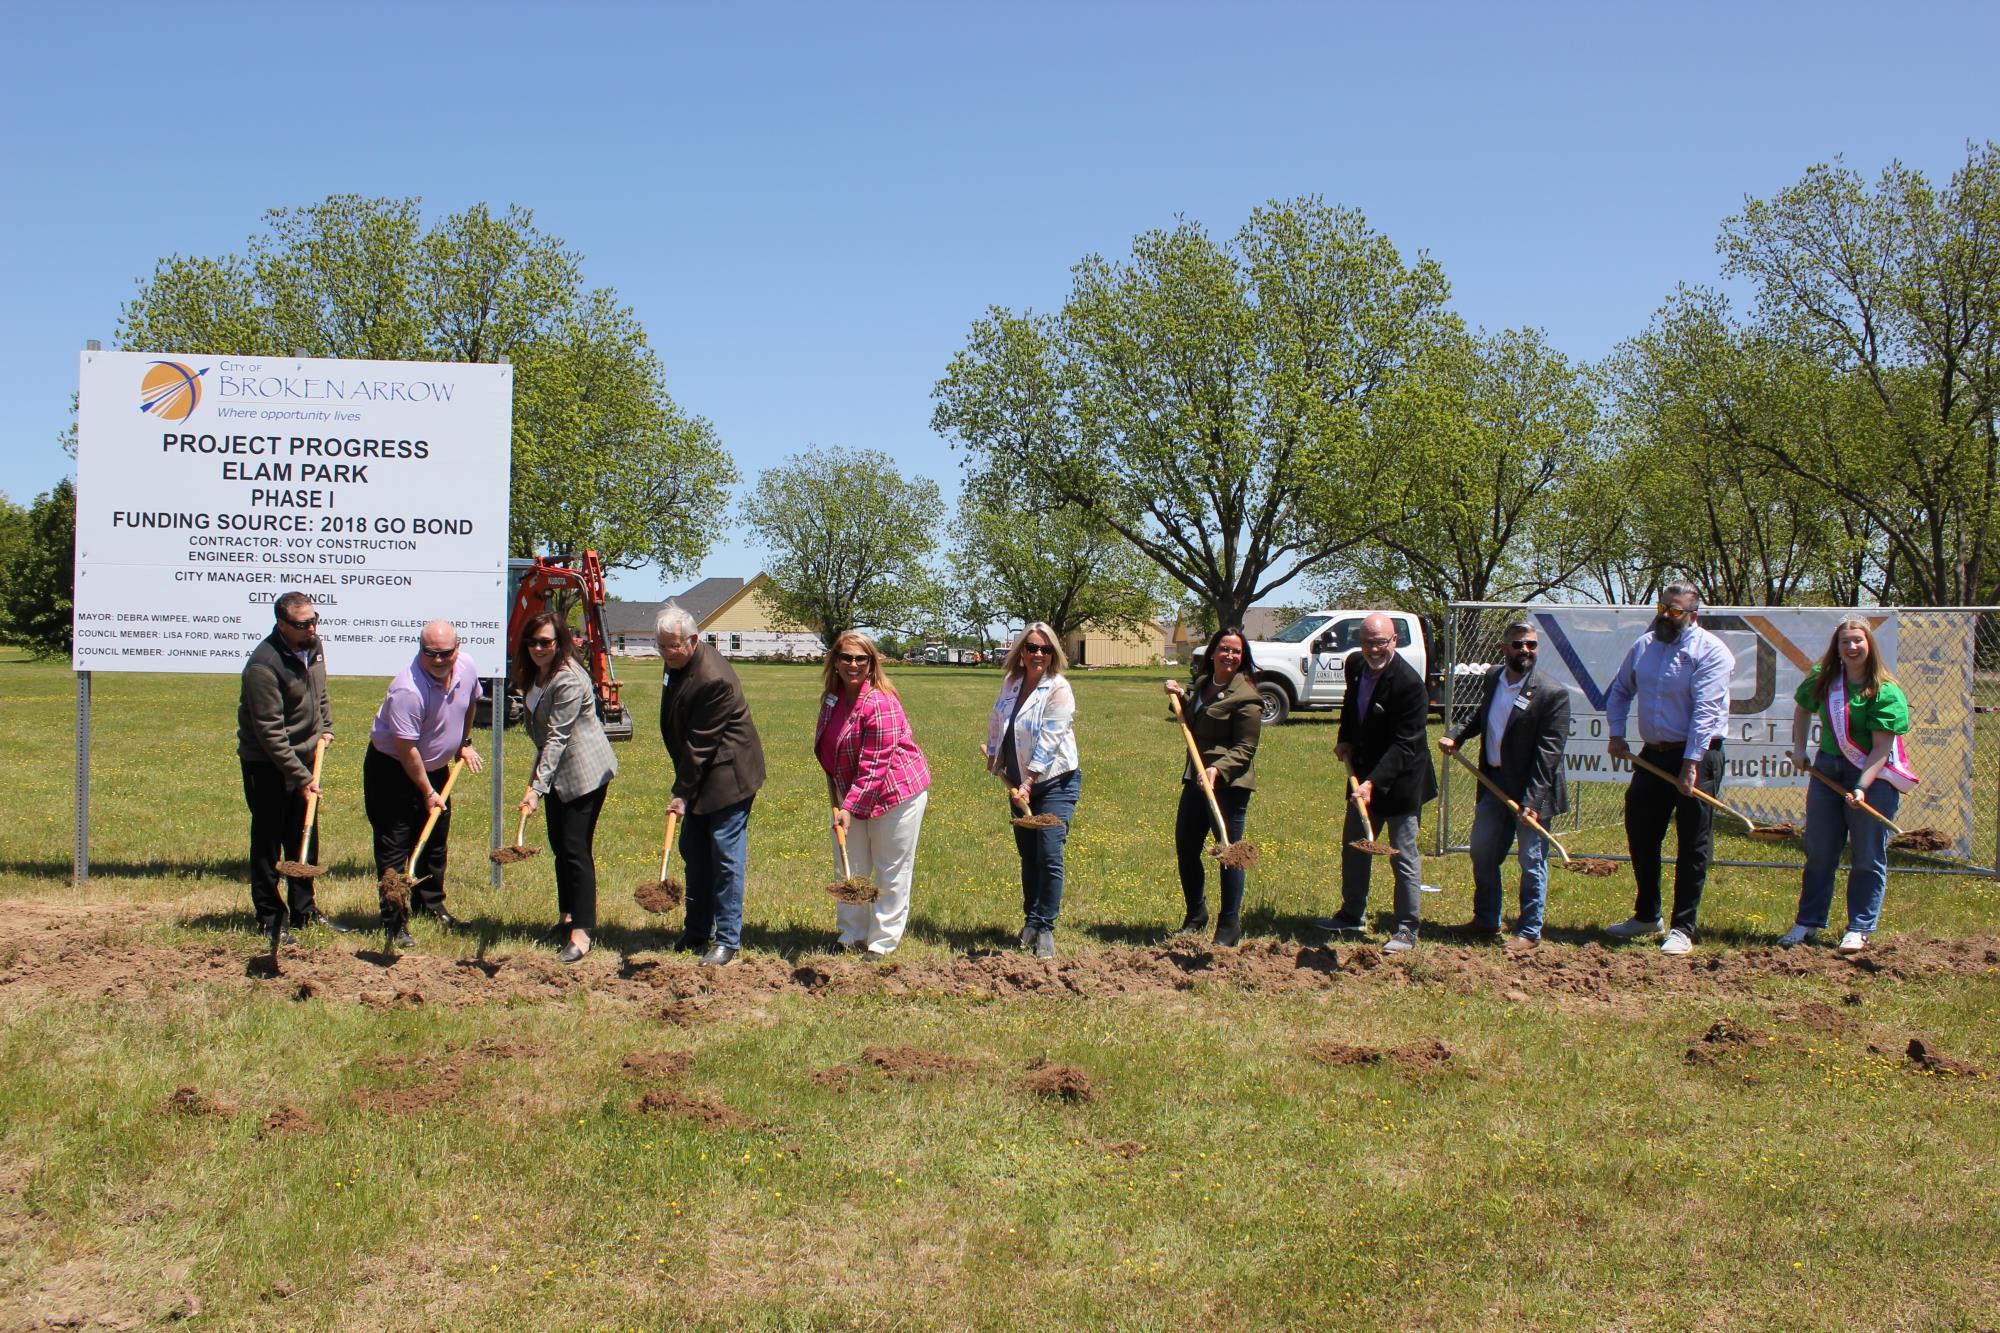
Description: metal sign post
72,339,99,888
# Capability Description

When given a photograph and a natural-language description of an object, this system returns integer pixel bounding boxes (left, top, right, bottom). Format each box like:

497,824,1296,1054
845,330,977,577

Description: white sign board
73,352,511,676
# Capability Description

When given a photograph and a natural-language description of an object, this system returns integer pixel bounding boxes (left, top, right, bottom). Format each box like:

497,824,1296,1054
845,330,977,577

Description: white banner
73,351,511,676
1510,606,1973,855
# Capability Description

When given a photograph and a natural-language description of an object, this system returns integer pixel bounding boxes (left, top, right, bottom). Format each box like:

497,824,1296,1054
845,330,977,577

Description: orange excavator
498,551,634,741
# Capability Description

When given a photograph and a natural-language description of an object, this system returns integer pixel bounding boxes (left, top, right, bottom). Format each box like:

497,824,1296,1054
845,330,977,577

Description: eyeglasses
420,645,459,661
1021,643,1053,656
835,653,871,665
1361,637,1394,648
284,617,319,630
1656,604,1691,621
529,636,557,649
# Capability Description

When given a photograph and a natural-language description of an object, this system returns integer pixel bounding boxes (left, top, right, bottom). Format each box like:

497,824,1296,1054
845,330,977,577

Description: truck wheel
1257,680,1292,726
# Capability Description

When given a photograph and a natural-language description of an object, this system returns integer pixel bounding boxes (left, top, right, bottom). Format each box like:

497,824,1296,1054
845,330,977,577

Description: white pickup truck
1194,609,1440,725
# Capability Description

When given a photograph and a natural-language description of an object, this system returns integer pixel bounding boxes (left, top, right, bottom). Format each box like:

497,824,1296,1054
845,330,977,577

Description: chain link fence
1440,603,2000,876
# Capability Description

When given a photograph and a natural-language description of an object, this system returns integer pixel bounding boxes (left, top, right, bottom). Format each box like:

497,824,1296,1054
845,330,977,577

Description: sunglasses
1510,640,1539,650
1021,642,1053,656
284,617,319,630
835,652,871,665
529,636,557,649
1656,604,1691,621
420,645,459,661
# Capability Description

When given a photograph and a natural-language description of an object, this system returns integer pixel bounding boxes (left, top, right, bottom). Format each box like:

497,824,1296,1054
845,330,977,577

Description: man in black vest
1327,613,1438,953
1439,620,1570,951
656,604,767,967
237,591,344,942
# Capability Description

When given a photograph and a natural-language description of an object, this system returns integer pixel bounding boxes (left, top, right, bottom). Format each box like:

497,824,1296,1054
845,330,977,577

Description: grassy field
1,651,1996,1330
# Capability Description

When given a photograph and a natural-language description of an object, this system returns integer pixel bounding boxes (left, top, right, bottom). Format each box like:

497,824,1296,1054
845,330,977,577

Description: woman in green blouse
1783,619,1916,954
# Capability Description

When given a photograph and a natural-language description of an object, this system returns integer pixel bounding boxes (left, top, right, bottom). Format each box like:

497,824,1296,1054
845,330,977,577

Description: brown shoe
1505,933,1540,954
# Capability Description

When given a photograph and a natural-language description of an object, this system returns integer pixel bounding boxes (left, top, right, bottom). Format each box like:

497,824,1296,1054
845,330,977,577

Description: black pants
363,744,452,923
547,781,609,932
242,759,319,928
1625,742,1724,935
1176,781,1251,921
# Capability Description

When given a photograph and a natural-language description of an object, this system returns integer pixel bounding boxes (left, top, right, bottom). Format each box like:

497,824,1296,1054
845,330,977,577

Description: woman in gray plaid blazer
515,611,618,962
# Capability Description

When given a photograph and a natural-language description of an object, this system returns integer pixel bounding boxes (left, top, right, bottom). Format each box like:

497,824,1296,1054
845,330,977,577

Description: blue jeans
1798,752,1901,934
681,795,754,950
1176,781,1251,920
1013,770,1079,931
1468,789,1549,938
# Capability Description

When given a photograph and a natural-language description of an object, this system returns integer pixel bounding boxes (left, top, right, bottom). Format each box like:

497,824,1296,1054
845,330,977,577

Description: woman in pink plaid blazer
814,631,932,956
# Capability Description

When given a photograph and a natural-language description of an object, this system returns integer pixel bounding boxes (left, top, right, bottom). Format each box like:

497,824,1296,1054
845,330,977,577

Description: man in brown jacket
238,591,342,941
657,604,766,967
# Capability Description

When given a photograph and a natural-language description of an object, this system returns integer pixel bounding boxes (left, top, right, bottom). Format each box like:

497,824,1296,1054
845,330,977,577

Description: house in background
602,574,823,659
1061,619,1166,668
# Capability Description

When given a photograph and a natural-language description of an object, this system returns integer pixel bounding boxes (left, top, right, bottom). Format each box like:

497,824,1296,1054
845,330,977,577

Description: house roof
675,577,748,624
602,598,669,637
604,575,782,638
1240,607,1292,641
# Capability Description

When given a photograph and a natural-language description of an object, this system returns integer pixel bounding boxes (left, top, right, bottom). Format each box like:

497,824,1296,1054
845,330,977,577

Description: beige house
604,574,823,659
1062,619,1166,668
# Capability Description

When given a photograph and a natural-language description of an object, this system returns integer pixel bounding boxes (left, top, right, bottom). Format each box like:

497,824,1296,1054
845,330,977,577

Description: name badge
1512,694,1530,712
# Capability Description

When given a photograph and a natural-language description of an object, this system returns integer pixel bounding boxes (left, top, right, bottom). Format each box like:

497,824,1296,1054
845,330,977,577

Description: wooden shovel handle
404,758,464,876
1624,750,1759,831
1446,746,1571,862
833,816,851,878
1168,692,1233,848
1803,763,1904,834
659,810,680,881
298,734,329,858
514,806,530,848
1346,774,1377,843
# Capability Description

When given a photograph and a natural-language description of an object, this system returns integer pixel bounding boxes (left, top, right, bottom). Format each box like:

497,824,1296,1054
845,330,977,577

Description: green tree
1717,145,2000,604
740,448,946,649
116,194,733,578
1325,327,1617,613
946,489,1166,641
0,492,30,640
933,197,1452,628
2,480,76,659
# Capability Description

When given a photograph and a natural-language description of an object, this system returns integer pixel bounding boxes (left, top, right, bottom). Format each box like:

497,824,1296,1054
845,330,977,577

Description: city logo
139,360,208,421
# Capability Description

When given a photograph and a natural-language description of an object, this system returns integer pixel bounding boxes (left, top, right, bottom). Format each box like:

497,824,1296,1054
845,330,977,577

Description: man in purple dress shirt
363,620,486,946
1601,583,1735,956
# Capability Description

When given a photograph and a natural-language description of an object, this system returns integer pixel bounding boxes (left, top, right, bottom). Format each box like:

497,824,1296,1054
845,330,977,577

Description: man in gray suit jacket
1439,619,1570,950
656,604,766,967
237,591,340,941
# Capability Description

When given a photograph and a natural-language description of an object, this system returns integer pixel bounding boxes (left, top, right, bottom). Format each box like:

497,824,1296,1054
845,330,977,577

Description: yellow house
1062,619,1166,668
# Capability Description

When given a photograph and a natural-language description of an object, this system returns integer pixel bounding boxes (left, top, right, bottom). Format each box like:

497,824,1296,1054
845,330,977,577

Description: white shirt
524,684,544,715
1484,670,1527,763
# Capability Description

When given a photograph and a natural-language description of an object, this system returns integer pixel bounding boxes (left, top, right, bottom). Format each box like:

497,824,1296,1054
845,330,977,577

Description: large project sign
73,352,511,676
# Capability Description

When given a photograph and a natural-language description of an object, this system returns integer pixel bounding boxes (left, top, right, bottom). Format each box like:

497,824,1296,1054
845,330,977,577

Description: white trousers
832,789,927,954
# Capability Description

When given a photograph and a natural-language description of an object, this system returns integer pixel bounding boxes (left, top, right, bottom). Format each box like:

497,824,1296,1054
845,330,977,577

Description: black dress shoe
557,939,592,964
1177,910,1210,935
674,932,711,954
428,910,467,929
299,910,352,935
390,926,417,950
698,944,738,967
1212,917,1242,948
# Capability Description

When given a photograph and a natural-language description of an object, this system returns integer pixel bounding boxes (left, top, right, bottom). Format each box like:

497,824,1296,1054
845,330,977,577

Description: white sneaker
1778,925,1813,948
1660,929,1694,955
1837,931,1868,954
1605,916,1664,940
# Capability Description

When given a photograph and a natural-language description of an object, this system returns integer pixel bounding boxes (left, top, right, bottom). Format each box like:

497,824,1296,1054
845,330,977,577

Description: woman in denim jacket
983,622,1080,958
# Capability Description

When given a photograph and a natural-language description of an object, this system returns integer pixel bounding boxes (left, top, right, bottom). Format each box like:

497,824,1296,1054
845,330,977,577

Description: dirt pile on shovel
1890,827,1954,854
825,877,879,904
1564,857,1620,877
633,879,684,914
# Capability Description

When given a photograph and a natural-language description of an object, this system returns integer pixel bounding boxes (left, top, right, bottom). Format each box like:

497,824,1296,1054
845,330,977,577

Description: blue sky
3,1,1993,603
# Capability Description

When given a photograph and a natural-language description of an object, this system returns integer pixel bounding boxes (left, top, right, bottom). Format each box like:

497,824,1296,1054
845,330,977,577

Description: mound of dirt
621,1050,693,1079
350,1039,533,1116
810,1063,854,1090
1019,1057,1093,1102
1387,1038,1454,1070
258,1104,315,1137
1902,1037,1982,1077
861,1045,974,1081
1697,1018,1771,1046
1311,1042,1385,1066
164,1086,237,1119
634,1088,754,1129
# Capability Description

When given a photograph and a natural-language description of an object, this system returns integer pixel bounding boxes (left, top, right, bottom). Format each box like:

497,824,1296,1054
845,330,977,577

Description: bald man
363,620,485,946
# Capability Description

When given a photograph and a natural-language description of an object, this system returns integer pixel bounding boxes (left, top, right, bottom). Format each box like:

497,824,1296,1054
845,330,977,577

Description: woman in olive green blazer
1163,626,1263,946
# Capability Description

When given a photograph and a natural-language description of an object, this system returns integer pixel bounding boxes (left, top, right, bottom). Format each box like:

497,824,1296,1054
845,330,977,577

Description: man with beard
1438,620,1569,951
1325,612,1437,953
1602,582,1735,954
238,591,341,942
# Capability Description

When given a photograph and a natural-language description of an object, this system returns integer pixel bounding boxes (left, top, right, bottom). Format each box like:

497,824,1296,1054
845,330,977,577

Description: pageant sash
1829,674,1919,792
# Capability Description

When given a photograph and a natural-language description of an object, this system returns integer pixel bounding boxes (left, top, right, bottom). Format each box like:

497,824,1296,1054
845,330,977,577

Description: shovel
1625,752,1800,842
1167,693,1257,869
825,817,879,903
1008,790,1063,829
633,809,686,914
378,758,464,923
490,806,542,865
274,734,330,879
1446,746,1618,877
1346,776,1395,857
1799,764,1947,851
